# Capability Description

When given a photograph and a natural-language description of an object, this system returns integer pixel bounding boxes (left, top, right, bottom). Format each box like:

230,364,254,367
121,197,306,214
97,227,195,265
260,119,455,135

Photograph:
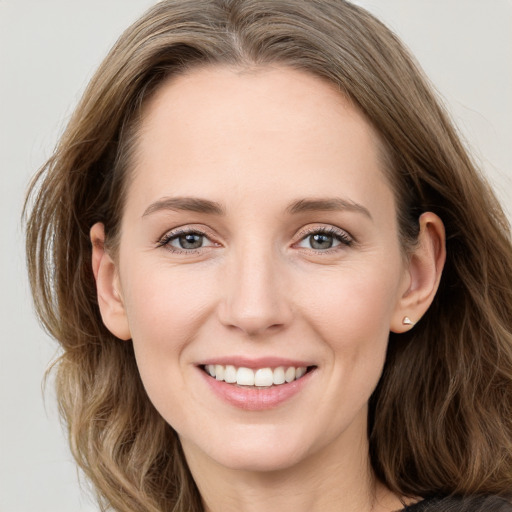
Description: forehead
126,65,393,218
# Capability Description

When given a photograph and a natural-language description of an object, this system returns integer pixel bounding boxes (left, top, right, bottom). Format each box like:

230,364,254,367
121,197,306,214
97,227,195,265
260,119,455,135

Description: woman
24,1,512,511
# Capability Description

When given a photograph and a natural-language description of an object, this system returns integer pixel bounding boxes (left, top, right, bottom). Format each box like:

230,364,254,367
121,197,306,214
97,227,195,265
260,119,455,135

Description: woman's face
109,66,412,472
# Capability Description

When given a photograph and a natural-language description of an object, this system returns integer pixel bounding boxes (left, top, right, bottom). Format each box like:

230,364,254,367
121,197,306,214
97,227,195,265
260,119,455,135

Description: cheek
118,265,222,433
308,271,400,427
298,261,402,382
304,264,399,332
120,264,218,373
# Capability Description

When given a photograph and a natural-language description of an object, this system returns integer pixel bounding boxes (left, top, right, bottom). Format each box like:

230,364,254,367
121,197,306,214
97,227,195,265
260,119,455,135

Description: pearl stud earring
402,316,415,326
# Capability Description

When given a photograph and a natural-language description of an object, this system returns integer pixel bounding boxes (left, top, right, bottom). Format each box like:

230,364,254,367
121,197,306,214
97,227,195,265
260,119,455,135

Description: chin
211,450,306,474
182,428,313,474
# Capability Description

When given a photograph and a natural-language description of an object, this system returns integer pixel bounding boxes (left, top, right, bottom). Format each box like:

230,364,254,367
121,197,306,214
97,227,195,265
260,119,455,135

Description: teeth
236,367,255,386
273,366,285,385
215,364,224,381
224,365,237,384
204,364,309,387
254,368,273,387
295,367,307,379
285,366,296,383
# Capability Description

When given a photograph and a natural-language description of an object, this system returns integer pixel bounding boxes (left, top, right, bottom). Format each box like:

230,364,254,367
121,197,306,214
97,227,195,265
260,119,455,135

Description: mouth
201,364,316,388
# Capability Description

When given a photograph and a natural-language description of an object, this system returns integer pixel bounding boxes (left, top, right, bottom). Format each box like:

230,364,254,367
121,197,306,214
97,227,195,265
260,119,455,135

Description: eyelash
295,226,354,252
156,226,354,254
156,228,213,254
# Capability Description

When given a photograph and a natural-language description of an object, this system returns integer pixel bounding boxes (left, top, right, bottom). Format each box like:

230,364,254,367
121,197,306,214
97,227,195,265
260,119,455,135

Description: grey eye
308,233,336,250
296,227,353,251
159,228,217,252
174,233,205,249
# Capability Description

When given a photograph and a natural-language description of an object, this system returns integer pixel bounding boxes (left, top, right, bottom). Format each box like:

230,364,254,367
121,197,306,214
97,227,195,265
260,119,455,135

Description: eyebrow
142,197,225,217
142,195,372,220
286,197,372,219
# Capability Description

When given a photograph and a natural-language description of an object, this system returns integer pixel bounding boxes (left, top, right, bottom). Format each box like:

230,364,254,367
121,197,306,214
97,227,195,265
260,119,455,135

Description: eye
172,233,206,250
157,228,217,252
296,227,353,251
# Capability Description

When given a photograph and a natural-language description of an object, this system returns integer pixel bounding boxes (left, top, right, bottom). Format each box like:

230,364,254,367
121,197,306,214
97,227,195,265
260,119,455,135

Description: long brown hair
24,1,512,510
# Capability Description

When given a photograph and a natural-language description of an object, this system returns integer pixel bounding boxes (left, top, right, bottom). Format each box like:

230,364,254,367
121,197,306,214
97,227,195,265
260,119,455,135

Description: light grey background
1,1,511,511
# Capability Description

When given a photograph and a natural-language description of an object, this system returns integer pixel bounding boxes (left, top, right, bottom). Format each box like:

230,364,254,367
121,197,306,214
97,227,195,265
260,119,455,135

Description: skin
91,66,445,512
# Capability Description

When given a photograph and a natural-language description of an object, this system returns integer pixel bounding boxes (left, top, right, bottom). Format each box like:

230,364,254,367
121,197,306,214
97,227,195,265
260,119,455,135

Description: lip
197,361,316,411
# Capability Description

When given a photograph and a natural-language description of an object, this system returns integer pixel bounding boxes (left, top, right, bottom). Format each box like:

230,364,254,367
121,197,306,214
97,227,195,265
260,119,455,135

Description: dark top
403,495,512,511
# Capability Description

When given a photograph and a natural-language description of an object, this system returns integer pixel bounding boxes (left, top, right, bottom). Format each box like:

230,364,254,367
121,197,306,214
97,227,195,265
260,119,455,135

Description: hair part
25,1,512,510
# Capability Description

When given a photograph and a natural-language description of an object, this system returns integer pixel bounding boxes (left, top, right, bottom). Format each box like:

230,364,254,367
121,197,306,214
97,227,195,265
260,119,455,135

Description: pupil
311,233,333,249
179,234,203,249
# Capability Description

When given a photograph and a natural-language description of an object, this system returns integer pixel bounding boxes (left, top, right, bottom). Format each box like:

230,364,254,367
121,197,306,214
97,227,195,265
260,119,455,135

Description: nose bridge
219,237,291,336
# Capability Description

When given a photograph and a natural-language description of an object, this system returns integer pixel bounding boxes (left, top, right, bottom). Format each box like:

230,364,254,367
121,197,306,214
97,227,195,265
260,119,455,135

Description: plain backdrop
1,1,511,511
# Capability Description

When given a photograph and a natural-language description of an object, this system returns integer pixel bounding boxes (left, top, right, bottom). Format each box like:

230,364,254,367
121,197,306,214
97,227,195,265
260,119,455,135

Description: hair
24,1,512,511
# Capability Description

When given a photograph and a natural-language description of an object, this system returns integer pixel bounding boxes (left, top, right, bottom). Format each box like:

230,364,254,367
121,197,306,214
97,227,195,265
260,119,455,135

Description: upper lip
196,356,315,369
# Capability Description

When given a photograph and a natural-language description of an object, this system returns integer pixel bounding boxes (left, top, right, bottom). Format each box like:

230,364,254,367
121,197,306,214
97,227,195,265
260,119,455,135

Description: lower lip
200,368,315,411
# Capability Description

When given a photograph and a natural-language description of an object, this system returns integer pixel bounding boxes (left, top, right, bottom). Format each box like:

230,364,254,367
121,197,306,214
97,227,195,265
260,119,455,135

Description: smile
203,364,311,388
200,362,317,410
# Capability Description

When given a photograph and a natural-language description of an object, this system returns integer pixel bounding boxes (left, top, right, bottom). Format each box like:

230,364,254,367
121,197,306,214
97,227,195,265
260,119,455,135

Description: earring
402,316,415,326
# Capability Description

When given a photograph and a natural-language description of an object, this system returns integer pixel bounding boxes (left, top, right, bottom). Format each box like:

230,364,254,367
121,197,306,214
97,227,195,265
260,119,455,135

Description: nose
217,245,293,337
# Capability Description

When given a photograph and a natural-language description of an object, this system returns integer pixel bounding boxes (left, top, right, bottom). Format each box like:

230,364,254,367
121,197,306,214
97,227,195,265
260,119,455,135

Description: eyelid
293,225,354,250
155,223,354,254
156,225,220,252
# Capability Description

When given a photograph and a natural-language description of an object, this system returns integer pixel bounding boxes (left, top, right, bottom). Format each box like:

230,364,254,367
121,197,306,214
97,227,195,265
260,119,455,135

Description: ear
390,212,446,333
90,222,131,340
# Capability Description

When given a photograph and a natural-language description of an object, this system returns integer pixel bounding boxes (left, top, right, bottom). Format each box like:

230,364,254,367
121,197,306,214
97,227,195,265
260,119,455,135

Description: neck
181,415,401,512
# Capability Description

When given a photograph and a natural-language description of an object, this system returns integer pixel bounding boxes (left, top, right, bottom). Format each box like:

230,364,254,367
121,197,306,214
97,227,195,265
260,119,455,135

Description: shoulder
403,495,512,512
